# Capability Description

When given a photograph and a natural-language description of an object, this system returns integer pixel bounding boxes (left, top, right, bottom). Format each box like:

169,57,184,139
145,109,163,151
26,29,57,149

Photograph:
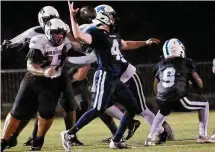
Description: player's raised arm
187,59,203,89
68,1,92,45
66,51,97,65
120,38,160,51
1,28,33,51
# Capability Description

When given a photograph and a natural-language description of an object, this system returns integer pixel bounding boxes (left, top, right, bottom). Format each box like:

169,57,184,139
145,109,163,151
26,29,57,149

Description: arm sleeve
26,49,44,64
10,27,38,45
66,52,97,65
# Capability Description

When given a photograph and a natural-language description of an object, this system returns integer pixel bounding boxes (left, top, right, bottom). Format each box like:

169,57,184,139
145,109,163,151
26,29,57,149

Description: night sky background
1,1,215,69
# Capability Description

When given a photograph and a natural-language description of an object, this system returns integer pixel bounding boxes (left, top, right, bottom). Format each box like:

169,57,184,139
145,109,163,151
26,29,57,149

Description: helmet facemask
49,29,67,46
95,11,120,34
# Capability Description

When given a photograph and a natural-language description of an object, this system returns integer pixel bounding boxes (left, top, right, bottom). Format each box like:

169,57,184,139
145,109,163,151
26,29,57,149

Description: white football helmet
163,38,186,59
45,18,67,46
92,4,116,26
38,6,60,29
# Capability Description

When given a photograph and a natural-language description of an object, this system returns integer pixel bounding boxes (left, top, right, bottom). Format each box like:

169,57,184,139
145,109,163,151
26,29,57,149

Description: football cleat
23,136,33,146
30,136,44,151
157,129,168,144
210,134,215,143
60,131,73,152
197,135,213,143
144,137,156,146
125,119,141,140
70,135,84,146
6,135,18,149
101,136,126,143
1,139,8,152
109,139,128,149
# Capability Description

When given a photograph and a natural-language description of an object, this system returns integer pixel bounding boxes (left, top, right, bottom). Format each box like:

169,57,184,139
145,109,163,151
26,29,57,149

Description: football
80,6,97,21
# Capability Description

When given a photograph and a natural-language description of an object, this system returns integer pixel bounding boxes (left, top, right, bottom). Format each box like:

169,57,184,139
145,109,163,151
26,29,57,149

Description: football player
144,38,213,146
67,22,174,144
1,18,70,151
61,3,161,151
2,6,83,149
1,6,77,51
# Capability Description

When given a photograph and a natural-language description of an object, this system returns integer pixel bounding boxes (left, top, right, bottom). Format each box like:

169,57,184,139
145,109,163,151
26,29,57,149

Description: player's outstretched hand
1,39,12,51
68,1,79,17
146,38,160,45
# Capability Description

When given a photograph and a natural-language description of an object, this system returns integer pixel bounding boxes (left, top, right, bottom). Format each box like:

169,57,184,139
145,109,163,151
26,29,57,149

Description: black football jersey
86,27,129,78
153,57,196,101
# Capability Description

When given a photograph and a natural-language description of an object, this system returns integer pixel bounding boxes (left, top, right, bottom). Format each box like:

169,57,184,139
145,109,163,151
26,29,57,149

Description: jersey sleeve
27,36,45,64
186,58,196,72
29,36,43,51
26,49,45,64
86,27,104,47
10,26,40,45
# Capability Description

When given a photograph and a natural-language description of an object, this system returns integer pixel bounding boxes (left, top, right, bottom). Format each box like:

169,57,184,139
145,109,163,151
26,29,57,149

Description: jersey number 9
162,67,176,88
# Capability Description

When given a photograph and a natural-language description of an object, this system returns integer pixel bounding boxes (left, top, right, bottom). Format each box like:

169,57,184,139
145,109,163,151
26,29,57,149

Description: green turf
1,111,215,152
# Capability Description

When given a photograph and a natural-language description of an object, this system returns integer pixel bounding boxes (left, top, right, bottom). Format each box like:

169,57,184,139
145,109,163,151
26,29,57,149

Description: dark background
1,1,215,69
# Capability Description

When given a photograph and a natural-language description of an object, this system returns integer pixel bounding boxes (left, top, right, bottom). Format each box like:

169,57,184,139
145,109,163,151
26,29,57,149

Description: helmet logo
96,6,105,13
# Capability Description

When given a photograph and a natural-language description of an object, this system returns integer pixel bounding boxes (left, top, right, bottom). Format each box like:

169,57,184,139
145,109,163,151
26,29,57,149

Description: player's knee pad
38,92,58,119
38,101,56,119
39,109,55,119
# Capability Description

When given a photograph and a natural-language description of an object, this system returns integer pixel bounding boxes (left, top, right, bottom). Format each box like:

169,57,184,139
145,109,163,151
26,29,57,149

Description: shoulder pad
29,35,46,51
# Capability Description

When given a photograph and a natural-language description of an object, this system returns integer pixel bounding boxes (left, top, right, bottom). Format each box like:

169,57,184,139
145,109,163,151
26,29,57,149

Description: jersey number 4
111,39,127,63
162,67,176,88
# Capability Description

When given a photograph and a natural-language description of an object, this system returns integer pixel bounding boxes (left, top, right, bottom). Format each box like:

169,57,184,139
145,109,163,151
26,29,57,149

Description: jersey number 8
111,39,127,63
162,67,176,88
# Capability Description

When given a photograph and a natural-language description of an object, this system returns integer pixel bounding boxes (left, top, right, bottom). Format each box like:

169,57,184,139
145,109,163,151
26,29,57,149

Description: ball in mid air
80,6,97,21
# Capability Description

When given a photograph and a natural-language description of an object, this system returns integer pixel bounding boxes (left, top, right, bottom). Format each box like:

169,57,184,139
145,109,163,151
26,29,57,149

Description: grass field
1,111,215,152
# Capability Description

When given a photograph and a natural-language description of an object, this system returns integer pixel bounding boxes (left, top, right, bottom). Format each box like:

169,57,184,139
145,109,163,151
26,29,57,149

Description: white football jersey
28,34,72,78
29,34,71,66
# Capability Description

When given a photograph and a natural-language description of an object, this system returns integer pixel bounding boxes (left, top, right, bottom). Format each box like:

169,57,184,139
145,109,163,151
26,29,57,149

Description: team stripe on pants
131,73,147,110
93,70,107,111
180,97,207,110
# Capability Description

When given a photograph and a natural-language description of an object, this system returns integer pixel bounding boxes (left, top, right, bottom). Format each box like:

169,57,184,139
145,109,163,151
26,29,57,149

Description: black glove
1,39,12,51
